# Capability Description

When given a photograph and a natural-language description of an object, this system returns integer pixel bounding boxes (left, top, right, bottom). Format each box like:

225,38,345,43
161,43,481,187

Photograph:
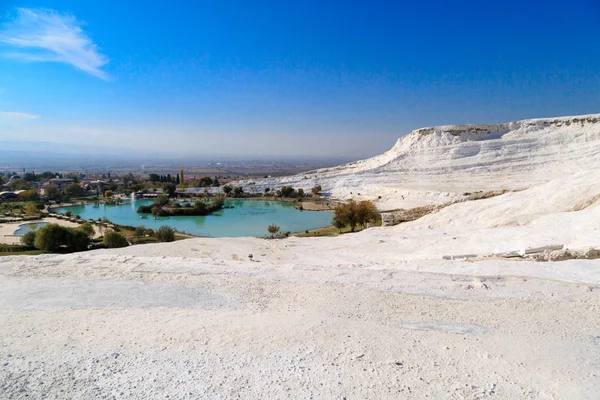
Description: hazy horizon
1,2,599,159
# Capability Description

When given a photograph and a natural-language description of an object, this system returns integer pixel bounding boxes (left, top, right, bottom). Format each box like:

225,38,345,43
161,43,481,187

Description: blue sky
0,0,599,158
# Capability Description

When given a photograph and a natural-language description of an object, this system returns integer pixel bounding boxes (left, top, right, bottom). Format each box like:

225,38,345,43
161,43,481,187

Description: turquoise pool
14,222,49,236
54,199,333,237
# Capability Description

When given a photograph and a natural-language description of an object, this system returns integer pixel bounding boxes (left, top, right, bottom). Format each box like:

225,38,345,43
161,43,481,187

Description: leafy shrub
79,223,95,237
155,225,175,242
281,186,295,197
103,231,129,248
137,205,153,213
65,183,85,197
151,206,169,216
25,203,39,216
267,224,280,235
212,197,225,209
69,229,91,251
21,231,36,247
155,194,170,205
19,189,39,202
134,225,146,238
34,224,90,252
34,224,68,252
0,244,31,253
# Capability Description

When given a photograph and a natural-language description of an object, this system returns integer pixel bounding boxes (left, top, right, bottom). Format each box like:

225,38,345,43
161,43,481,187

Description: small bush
134,225,146,238
79,223,95,237
34,224,90,252
21,231,36,247
25,203,39,216
103,231,129,248
267,224,280,235
34,224,67,252
155,225,175,242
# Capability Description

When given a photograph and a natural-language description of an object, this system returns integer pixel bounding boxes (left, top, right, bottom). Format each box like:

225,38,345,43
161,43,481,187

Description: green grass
0,250,44,256
294,219,382,238
0,201,28,217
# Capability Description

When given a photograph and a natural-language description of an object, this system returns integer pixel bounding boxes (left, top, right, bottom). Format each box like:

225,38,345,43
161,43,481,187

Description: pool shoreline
53,199,334,238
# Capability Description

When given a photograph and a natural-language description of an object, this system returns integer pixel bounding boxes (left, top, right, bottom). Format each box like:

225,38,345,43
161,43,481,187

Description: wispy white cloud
0,8,109,80
0,111,40,119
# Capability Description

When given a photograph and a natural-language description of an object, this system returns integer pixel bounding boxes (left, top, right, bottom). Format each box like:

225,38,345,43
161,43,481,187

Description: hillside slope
242,114,600,209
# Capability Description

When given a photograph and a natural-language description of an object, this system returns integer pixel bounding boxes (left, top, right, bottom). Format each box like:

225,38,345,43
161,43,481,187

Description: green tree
103,231,129,248
211,197,225,209
193,201,207,213
223,185,233,196
23,172,36,182
199,177,213,187
149,173,160,182
163,183,176,196
151,206,168,216
44,185,59,199
356,200,379,227
104,190,113,198
65,183,85,197
264,188,270,194
297,188,304,197
332,199,359,232
19,190,39,202
155,225,175,242
12,179,31,190
233,186,244,197
180,169,184,186
25,202,39,216
39,172,55,180
155,194,169,205
281,186,295,197
333,216,345,233
21,231,36,247
331,200,378,232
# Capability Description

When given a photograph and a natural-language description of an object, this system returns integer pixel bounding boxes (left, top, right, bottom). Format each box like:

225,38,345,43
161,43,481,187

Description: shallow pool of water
14,222,49,236
55,199,333,237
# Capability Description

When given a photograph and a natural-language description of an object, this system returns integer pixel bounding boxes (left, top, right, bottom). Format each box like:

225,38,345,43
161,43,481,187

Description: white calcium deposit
241,114,600,210
1,113,599,399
